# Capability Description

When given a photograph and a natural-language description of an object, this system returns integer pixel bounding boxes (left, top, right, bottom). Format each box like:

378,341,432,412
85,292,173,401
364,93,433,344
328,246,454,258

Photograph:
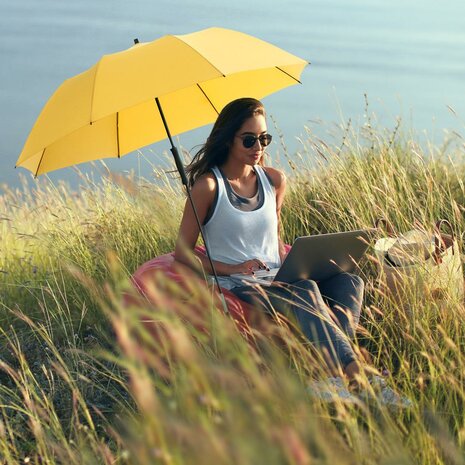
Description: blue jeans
231,273,364,369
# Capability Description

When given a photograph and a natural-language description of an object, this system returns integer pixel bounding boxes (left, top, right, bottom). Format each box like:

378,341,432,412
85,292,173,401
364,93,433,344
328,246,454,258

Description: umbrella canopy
16,27,309,176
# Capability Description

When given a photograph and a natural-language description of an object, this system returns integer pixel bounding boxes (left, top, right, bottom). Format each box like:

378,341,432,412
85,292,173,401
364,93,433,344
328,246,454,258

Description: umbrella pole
155,98,230,316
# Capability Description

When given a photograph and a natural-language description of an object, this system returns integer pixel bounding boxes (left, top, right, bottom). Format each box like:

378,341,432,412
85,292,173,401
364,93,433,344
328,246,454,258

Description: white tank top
204,165,281,289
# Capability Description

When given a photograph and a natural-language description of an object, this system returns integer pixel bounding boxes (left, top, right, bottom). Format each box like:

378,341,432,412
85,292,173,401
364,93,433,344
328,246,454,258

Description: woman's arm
174,174,267,275
264,166,288,263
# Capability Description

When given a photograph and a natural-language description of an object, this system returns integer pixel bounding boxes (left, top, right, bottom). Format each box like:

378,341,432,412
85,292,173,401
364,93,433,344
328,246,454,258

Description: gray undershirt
203,167,274,225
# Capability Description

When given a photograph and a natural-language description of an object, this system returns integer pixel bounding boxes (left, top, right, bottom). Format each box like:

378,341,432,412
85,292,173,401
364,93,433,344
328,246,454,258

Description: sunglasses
236,133,273,149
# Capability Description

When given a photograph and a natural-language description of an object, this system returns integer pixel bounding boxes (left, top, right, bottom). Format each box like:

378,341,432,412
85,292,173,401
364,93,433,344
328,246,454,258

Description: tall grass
0,121,465,463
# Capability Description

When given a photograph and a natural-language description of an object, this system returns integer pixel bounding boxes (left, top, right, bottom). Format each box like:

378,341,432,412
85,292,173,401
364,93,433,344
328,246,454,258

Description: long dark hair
185,97,265,187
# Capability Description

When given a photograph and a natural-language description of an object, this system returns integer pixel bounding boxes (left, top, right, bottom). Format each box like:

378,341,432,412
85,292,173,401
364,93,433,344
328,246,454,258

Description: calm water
1,0,465,189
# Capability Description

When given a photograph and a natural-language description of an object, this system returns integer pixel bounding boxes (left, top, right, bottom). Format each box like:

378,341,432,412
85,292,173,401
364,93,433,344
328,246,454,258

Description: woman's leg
231,280,358,372
317,273,364,339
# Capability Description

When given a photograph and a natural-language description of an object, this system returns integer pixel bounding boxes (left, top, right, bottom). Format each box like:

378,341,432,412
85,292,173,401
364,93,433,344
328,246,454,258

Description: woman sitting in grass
175,97,366,384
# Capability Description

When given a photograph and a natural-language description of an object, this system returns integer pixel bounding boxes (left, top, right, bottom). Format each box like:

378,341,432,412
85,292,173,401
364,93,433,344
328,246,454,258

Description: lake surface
1,0,465,189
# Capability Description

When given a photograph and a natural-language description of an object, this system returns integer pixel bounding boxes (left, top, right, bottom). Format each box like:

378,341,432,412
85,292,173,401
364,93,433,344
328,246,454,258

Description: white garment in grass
307,376,412,409
204,166,281,290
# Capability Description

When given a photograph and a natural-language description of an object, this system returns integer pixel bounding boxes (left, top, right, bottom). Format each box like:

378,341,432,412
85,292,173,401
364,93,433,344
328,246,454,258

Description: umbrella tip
134,38,139,44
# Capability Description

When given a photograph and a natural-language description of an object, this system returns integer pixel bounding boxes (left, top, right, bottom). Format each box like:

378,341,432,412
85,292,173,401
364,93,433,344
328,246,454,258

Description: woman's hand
230,259,270,275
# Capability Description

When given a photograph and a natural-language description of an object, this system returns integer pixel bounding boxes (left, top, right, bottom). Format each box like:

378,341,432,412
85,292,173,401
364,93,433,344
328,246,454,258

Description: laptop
230,229,373,286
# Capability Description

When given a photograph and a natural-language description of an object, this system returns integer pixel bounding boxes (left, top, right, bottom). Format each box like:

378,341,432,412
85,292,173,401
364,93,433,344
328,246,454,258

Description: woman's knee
291,279,320,293
350,273,364,289
333,273,365,298
340,272,364,287
348,274,364,297
291,279,323,308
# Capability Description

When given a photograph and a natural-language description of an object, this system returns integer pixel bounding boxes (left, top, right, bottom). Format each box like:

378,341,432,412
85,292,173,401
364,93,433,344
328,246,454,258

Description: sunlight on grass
0,119,465,463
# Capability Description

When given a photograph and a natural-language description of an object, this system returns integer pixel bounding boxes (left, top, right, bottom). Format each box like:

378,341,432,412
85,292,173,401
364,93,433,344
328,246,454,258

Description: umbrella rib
116,112,120,157
34,148,46,178
275,66,303,84
89,59,103,123
196,84,219,115
173,35,226,77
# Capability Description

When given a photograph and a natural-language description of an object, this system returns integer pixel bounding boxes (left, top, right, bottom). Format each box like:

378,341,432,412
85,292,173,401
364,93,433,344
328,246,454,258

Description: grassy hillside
1,125,465,464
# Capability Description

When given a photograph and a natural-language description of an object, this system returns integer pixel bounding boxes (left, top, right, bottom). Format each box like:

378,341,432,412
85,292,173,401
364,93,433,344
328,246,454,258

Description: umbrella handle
156,97,189,187
170,146,189,187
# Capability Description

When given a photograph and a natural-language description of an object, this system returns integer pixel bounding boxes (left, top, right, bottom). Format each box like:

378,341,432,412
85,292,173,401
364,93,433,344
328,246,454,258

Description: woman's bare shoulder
191,171,217,198
263,166,286,189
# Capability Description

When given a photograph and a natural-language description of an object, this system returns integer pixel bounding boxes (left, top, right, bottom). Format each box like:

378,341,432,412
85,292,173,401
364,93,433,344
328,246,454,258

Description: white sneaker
307,377,360,404
359,376,413,409
308,375,412,409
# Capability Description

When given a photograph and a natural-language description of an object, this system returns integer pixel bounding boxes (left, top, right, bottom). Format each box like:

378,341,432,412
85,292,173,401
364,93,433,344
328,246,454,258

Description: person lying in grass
175,97,367,383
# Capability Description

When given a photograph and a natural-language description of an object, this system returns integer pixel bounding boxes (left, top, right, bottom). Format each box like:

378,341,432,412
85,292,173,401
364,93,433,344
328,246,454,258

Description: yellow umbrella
16,27,309,176
16,27,309,313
